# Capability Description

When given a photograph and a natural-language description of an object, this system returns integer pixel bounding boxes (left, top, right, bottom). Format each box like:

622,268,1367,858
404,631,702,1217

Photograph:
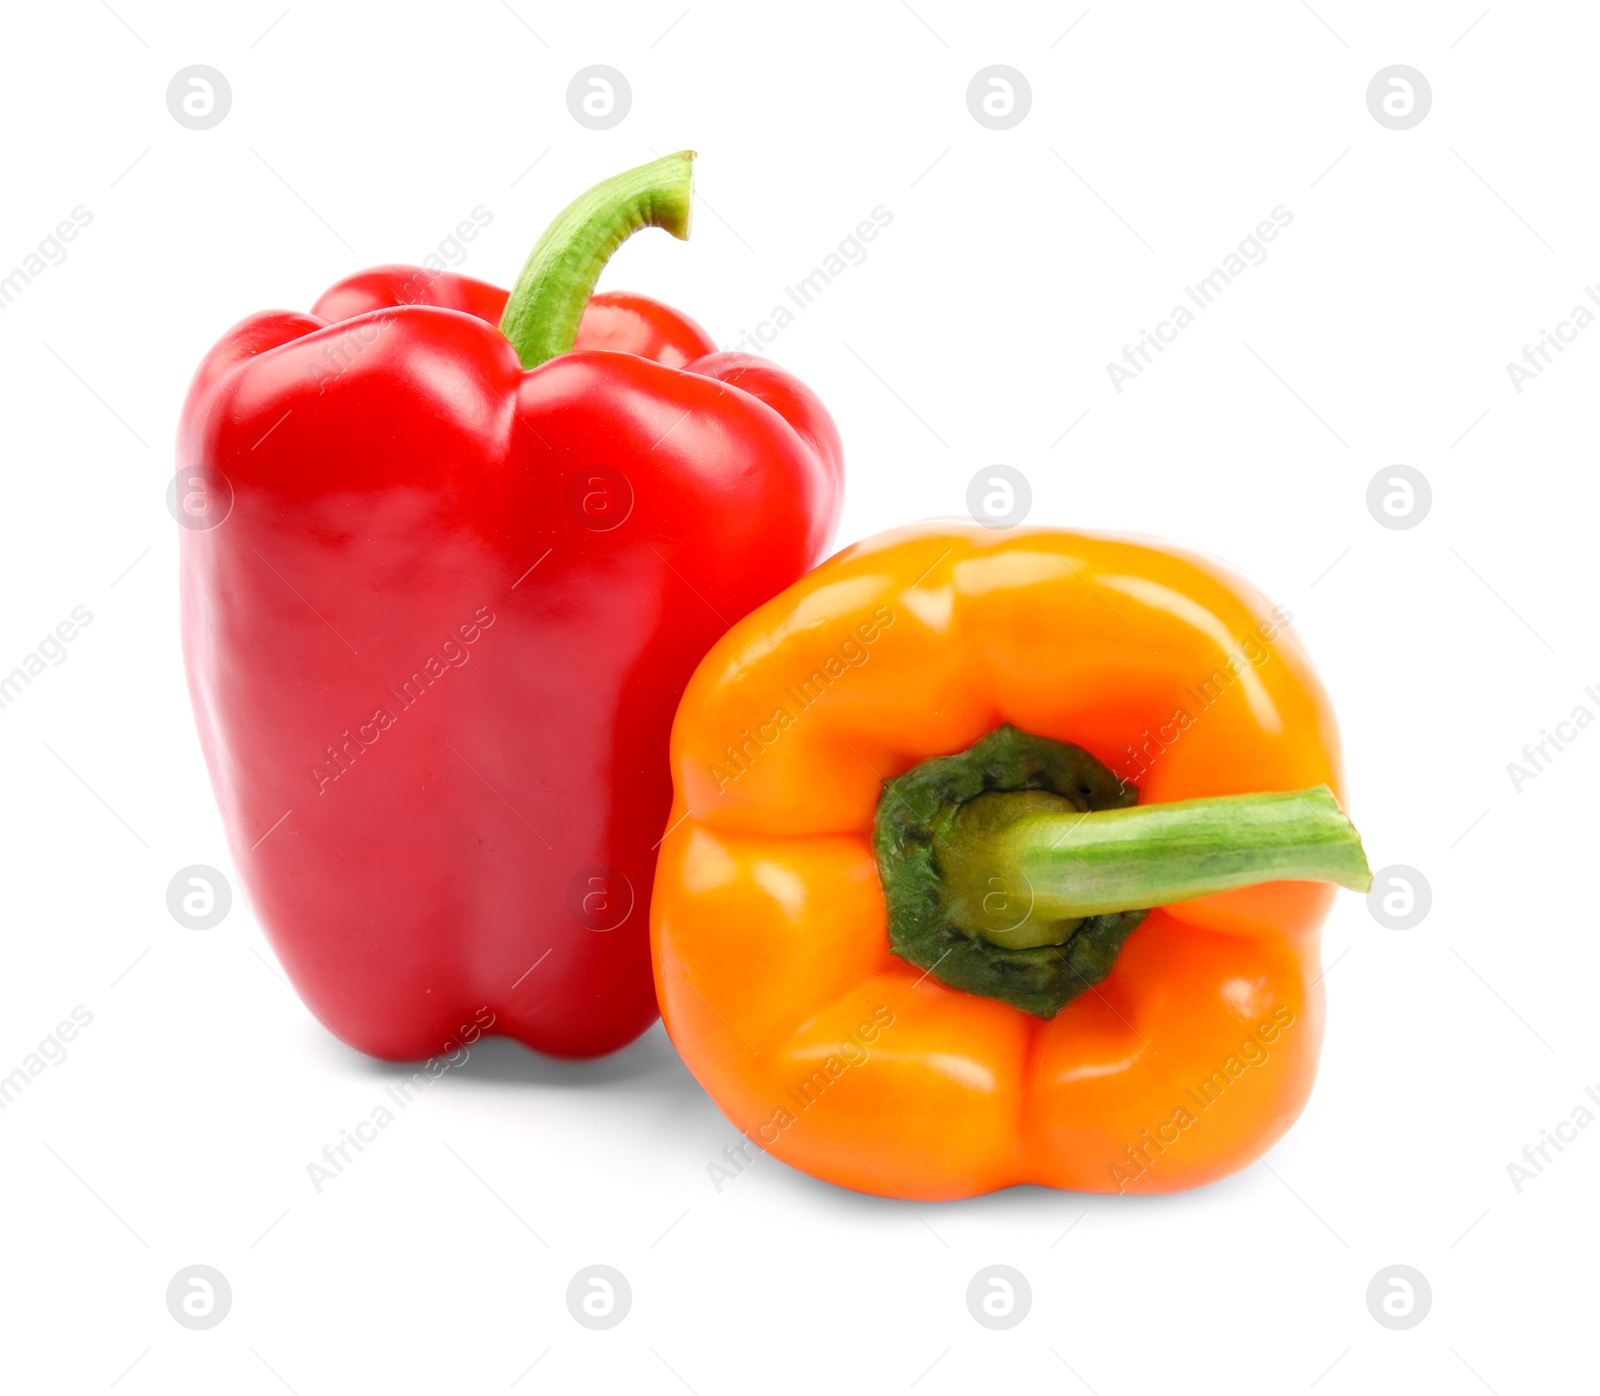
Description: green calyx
873,724,1372,1019
498,150,695,370
874,726,1148,1020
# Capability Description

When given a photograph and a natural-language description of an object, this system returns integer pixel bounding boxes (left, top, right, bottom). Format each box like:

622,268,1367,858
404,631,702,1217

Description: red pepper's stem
498,151,695,369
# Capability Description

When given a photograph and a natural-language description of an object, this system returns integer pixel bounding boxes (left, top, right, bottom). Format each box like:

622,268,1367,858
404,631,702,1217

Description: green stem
497,150,695,369
872,725,1372,1019
946,786,1371,949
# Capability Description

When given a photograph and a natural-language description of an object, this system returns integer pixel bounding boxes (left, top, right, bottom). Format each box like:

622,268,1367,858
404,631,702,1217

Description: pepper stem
498,151,695,369
945,785,1372,949
873,725,1372,1018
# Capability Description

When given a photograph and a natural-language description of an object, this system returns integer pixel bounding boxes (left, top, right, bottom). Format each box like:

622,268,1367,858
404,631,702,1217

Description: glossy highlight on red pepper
179,154,843,1060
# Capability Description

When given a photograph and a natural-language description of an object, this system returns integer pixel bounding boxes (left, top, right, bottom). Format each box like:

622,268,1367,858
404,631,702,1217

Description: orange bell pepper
651,522,1371,1200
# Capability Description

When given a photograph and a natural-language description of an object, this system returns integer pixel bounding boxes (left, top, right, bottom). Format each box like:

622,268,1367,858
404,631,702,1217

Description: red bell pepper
179,153,843,1060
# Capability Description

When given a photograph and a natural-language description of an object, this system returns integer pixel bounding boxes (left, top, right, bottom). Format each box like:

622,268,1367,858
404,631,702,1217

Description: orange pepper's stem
874,724,1371,1019
946,785,1371,950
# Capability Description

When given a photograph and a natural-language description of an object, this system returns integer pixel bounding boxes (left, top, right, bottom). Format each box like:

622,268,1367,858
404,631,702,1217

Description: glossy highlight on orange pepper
651,522,1355,1199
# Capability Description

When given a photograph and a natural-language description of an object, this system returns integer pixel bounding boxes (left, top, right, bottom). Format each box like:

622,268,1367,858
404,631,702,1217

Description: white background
1,1,1594,1391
